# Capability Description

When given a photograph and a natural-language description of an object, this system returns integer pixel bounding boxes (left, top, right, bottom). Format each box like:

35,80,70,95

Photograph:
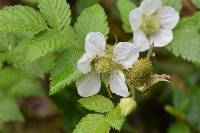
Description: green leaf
25,32,66,63
168,122,190,133
0,68,44,97
75,0,98,13
167,13,200,64
186,87,200,131
0,68,34,90
73,114,110,133
192,0,200,9
0,32,16,52
49,48,82,95
106,107,124,131
0,54,5,69
162,0,182,12
117,0,136,33
171,87,200,131
164,105,186,120
61,26,80,47
0,5,46,33
0,97,24,123
38,0,71,31
9,79,44,97
74,4,109,45
79,95,114,113
7,41,55,77
18,54,55,77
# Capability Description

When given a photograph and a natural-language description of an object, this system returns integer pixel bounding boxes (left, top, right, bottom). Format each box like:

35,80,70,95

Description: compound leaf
75,4,109,45
38,0,71,31
79,95,114,113
0,5,46,33
73,114,110,133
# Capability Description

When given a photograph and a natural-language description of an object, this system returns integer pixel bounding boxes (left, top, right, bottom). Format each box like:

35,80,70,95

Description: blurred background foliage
0,0,199,133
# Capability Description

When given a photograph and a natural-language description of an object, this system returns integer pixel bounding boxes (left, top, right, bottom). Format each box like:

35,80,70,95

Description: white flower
76,32,140,97
129,0,179,52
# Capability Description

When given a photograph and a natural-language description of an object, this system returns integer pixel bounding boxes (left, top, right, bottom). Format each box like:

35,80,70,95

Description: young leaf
192,0,200,9
74,4,109,45
0,97,24,123
106,107,125,131
0,5,46,33
117,0,136,33
73,114,110,133
167,13,200,64
25,32,66,63
49,48,82,95
79,95,114,113
38,0,71,31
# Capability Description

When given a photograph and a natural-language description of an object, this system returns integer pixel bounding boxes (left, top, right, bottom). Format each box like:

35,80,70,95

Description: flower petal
156,6,179,30
77,53,94,74
76,71,101,97
140,0,162,15
113,42,139,69
129,8,143,31
85,32,106,56
134,30,150,52
109,71,129,97
150,28,173,47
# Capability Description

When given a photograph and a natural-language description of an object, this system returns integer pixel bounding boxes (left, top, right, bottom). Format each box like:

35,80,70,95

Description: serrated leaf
74,4,109,45
167,13,200,64
106,107,125,131
19,54,55,77
73,114,110,133
0,5,46,33
0,32,16,52
79,95,114,113
25,32,66,63
117,0,136,33
0,97,24,123
162,0,182,12
192,0,200,9
61,26,80,47
38,0,71,31
7,40,56,76
49,48,82,95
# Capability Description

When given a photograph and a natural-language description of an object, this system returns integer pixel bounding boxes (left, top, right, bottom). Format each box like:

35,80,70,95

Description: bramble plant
0,0,200,132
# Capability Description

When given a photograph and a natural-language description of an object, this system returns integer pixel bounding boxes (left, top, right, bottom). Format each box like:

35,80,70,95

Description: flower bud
119,97,137,116
126,58,153,89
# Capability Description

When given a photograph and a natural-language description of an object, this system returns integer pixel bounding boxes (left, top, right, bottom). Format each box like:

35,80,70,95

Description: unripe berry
126,58,153,89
